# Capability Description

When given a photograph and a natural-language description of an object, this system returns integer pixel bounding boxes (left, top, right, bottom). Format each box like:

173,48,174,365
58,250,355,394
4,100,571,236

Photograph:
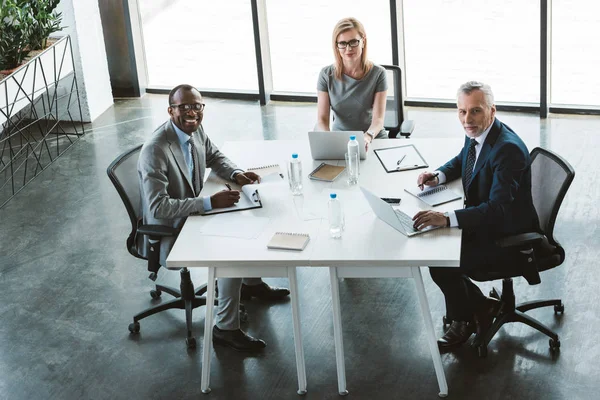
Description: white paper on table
199,214,271,239
295,188,371,221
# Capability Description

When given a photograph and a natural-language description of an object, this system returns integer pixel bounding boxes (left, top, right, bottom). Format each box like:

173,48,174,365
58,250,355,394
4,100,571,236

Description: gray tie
463,138,478,190
188,138,201,196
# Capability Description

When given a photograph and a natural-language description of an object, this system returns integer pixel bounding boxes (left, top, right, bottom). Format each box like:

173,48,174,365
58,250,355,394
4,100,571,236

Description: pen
225,183,232,190
396,155,406,166
419,172,439,188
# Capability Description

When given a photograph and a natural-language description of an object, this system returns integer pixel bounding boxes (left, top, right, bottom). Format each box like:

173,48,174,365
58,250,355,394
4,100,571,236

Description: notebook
246,164,284,179
404,185,462,207
308,163,346,182
267,232,310,251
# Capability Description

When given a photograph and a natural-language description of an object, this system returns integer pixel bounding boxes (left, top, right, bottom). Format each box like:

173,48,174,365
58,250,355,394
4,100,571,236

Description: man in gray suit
137,84,289,352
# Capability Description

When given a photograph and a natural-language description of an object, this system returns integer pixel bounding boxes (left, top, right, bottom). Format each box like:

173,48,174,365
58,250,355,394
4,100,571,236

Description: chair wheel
128,322,140,334
477,345,487,358
150,289,162,299
549,338,560,352
186,337,197,349
442,316,452,328
554,303,564,314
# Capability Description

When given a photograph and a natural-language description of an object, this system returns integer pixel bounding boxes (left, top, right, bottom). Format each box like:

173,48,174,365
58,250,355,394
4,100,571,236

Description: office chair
443,147,574,357
381,65,414,138
107,145,247,349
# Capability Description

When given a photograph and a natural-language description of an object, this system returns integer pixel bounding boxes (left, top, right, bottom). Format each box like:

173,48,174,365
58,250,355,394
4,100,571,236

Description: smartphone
381,197,401,204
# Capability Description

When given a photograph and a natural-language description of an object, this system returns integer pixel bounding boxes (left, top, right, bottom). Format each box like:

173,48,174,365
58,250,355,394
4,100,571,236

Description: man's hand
412,210,447,230
211,189,241,208
234,171,260,186
363,132,373,152
417,171,439,190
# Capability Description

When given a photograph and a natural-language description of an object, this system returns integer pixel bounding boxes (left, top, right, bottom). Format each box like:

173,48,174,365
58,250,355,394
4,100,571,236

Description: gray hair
457,81,494,108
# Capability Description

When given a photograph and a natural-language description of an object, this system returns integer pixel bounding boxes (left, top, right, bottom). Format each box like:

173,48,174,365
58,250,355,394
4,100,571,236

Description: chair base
475,278,563,357
128,268,247,349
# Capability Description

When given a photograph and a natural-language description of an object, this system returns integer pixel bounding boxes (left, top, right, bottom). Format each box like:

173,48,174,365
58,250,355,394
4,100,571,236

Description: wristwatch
443,212,450,227
365,130,375,140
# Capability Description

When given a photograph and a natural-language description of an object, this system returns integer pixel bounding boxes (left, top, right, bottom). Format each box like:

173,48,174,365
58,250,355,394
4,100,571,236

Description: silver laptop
308,131,367,160
360,187,441,237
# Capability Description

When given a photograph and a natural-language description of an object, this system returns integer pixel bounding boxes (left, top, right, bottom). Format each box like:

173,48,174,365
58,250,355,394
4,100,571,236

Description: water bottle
328,193,344,238
288,153,303,195
347,135,359,185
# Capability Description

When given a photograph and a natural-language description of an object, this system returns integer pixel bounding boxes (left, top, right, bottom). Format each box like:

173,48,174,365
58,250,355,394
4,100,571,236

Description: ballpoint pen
419,172,439,188
225,183,232,190
396,154,407,166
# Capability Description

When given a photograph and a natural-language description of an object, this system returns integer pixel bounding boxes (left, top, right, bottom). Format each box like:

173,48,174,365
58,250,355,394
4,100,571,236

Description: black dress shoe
212,326,266,352
437,321,475,350
472,297,501,347
241,282,290,301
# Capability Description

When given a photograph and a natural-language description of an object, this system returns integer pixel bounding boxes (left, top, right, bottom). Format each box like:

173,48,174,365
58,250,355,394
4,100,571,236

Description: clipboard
203,184,262,215
373,144,428,173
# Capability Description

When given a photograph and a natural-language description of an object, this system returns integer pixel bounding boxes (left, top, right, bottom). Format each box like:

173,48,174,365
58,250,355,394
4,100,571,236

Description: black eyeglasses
336,38,362,49
170,103,205,112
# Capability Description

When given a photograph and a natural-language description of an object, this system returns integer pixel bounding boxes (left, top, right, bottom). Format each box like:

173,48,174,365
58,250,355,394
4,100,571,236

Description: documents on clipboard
203,183,262,215
373,144,429,173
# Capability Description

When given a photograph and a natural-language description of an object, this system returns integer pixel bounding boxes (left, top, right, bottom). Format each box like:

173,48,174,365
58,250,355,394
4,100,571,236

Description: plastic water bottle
288,153,303,195
328,193,344,238
347,135,359,185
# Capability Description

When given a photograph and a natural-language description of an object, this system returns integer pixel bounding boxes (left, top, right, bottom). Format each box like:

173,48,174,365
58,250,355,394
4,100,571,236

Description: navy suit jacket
439,118,539,243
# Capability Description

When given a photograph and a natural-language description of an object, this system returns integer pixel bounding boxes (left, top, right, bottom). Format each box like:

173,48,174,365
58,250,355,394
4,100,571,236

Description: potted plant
0,0,33,73
28,0,62,50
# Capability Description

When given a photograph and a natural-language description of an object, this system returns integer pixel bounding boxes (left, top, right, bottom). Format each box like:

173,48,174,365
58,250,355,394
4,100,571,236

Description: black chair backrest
530,147,575,247
381,65,405,138
107,145,143,257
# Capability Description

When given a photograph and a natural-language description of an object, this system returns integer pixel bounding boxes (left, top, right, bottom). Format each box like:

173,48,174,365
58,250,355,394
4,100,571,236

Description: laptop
308,131,367,160
360,186,441,237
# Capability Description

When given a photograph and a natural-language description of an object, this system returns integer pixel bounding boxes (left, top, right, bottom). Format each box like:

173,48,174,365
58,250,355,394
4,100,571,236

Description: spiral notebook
404,185,462,207
308,163,346,182
246,164,284,179
267,232,310,251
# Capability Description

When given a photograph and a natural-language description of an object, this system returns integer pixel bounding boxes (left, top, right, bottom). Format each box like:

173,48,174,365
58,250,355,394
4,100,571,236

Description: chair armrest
400,120,415,137
495,232,544,249
138,224,178,237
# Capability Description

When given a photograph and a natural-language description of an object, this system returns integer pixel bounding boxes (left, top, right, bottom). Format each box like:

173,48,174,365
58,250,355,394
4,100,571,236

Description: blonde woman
316,17,388,151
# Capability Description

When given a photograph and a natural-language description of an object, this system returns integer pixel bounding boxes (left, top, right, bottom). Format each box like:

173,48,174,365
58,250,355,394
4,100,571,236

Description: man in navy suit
412,81,539,351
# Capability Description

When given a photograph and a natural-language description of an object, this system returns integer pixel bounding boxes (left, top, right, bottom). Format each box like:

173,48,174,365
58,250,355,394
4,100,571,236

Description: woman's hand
363,132,373,151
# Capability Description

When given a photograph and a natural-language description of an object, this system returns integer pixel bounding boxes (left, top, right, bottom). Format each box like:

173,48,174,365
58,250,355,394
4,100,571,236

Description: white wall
56,0,113,122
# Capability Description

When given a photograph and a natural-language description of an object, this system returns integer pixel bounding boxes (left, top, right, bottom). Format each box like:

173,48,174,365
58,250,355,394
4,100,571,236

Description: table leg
288,267,307,395
329,266,348,396
201,267,216,394
411,266,448,398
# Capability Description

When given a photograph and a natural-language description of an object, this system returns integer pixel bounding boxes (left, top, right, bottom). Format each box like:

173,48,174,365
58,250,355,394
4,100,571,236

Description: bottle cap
292,153,298,159
330,193,337,199
349,135,356,141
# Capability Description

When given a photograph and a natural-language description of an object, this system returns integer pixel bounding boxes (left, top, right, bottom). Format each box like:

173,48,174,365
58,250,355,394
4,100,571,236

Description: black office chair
381,65,414,138
107,145,212,349
450,147,575,357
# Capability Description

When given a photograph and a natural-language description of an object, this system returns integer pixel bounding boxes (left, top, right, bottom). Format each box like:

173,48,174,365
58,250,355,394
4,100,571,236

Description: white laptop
360,187,441,237
308,131,367,160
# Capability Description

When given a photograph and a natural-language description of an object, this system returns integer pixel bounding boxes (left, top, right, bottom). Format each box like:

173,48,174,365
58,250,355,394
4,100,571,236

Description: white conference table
167,138,463,397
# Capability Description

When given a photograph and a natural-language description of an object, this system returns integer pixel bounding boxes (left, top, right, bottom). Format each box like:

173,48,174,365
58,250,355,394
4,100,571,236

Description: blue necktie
463,138,478,190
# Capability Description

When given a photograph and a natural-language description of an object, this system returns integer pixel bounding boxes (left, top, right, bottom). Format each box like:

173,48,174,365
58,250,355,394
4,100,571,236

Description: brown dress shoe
472,297,501,347
241,282,290,301
437,321,475,350
212,326,266,352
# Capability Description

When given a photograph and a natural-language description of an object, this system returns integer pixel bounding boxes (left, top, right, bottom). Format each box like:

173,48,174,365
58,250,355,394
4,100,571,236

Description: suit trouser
429,238,522,322
215,277,262,330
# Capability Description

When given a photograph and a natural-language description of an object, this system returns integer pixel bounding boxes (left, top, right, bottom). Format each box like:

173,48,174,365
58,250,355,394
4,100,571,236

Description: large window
551,1,600,107
138,0,258,91
403,0,540,104
266,0,392,93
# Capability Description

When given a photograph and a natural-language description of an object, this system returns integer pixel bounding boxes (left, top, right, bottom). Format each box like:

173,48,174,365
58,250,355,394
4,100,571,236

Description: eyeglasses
336,38,362,49
170,103,205,112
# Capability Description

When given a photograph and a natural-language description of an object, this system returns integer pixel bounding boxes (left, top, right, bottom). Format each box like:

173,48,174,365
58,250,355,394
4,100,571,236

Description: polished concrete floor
0,94,598,400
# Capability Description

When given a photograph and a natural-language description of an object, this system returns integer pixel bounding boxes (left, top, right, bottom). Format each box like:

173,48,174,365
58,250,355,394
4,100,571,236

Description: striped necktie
463,138,478,190
188,138,201,196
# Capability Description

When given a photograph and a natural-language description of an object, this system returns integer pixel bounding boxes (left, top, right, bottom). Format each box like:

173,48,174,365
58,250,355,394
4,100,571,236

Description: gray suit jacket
136,120,238,266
